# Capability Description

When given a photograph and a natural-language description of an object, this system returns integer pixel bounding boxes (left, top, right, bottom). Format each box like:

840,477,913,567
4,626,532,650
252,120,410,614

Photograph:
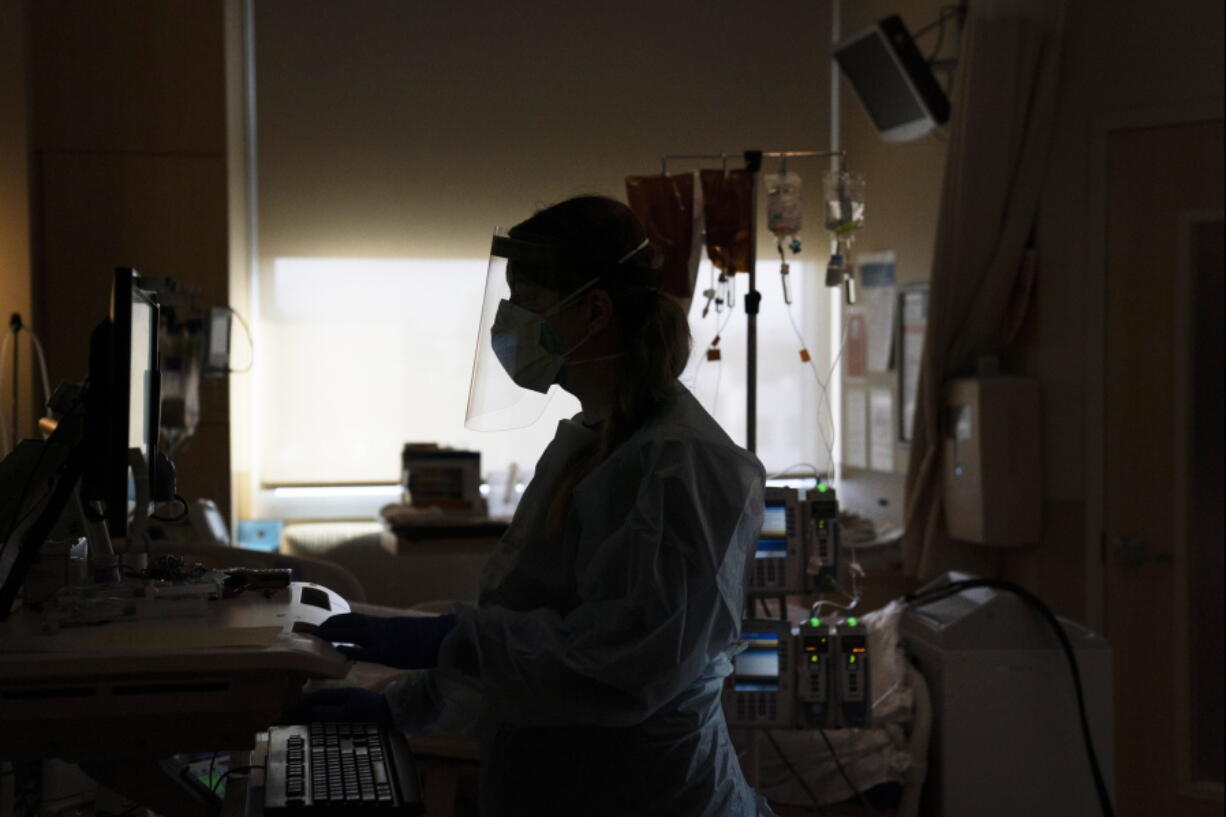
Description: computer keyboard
264,722,424,815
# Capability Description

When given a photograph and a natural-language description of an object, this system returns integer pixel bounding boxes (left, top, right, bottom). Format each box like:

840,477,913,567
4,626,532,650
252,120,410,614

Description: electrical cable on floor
905,578,1116,817
765,730,824,815
816,726,882,814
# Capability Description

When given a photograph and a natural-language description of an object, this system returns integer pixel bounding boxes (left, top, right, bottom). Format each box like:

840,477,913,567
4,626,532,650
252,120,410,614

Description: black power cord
211,764,264,795
910,3,966,40
764,730,824,815
207,751,223,794
150,493,190,523
816,727,881,815
904,578,1116,817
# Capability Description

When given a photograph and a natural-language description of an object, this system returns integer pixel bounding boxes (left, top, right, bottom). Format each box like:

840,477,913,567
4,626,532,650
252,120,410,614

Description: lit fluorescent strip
271,485,402,499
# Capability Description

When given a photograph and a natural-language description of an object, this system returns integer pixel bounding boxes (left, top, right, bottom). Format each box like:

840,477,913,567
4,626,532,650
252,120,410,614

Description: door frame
1085,102,1224,806
1084,99,1223,633
1173,207,1224,803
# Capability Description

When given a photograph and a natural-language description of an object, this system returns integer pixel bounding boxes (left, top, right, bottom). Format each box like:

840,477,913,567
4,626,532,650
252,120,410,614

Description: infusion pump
749,486,840,596
723,616,872,730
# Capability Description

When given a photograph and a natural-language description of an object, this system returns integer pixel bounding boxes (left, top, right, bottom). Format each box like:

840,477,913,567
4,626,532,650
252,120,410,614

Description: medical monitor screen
761,501,788,538
735,632,781,691
129,299,156,463
834,15,950,142
755,538,787,559
836,32,926,132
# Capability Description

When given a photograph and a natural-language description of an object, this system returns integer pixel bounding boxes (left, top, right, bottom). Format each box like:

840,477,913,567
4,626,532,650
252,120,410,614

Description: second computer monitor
84,268,162,539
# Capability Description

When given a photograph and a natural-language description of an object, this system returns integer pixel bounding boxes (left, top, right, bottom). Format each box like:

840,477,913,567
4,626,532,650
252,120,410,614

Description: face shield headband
465,231,658,432
488,234,659,290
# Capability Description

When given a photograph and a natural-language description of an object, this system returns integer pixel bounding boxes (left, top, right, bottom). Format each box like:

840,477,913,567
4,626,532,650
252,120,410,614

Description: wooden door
1104,120,1223,817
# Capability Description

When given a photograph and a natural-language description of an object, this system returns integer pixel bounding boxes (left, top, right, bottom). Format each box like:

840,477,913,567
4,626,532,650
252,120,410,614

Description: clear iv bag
823,170,866,237
765,171,803,237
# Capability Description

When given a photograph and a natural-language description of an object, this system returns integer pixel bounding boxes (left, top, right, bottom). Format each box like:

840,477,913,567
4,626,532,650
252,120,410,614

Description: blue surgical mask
490,280,598,394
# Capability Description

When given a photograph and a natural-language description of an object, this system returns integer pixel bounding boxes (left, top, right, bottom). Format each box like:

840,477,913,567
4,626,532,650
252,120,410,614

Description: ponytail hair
508,195,691,535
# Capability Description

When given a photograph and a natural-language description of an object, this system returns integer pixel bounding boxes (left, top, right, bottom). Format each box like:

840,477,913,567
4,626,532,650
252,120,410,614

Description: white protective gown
386,385,775,816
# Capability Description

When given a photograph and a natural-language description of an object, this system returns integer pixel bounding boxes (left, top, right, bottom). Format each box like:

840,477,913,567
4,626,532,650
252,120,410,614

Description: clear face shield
465,229,656,431
465,231,577,431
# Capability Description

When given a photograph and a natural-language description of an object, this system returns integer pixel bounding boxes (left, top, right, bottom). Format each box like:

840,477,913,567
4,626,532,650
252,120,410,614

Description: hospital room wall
0,1,36,448
832,0,1224,622
833,0,950,537
20,0,234,526
248,0,841,492
1010,0,1224,621
252,0,838,263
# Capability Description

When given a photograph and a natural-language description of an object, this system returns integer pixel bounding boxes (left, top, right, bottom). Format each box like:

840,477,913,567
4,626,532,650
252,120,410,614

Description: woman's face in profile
505,268,590,340
507,273,563,315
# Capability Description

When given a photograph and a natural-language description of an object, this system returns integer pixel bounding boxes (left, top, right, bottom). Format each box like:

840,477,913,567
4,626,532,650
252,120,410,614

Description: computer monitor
83,268,163,539
1,269,170,614
0,435,89,618
834,15,951,142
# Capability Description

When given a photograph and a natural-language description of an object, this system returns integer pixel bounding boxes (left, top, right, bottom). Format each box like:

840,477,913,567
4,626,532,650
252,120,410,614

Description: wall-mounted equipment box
942,376,1041,545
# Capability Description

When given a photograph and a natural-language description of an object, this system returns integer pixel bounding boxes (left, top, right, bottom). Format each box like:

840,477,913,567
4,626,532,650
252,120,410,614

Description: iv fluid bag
700,169,753,275
625,173,701,301
823,170,866,233
765,171,803,237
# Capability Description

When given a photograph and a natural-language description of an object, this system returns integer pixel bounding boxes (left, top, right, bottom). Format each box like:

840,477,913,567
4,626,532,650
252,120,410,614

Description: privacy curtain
902,2,1066,578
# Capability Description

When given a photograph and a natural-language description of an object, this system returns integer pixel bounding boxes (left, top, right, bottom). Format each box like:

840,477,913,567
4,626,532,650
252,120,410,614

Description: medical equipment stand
661,149,848,454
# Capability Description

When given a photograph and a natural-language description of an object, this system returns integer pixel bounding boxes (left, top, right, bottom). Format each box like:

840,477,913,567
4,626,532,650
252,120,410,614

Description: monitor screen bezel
834,17,946,143
102,268,161,539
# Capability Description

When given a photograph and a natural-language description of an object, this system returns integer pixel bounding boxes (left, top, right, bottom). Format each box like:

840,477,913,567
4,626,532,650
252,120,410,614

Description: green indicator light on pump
847,617,859,627
817,484,829,493
809,617,820,627
850,656,857,664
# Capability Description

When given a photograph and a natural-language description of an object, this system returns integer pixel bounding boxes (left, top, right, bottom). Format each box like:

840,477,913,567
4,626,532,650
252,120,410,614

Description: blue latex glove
279,687,393,726
313,613,457,669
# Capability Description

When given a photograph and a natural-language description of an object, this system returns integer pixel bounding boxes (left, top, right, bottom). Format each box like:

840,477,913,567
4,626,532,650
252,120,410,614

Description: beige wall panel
253,0,835,261
1,0,36,443
30,0,225,154
34,151,228,415
1003,499,1087,622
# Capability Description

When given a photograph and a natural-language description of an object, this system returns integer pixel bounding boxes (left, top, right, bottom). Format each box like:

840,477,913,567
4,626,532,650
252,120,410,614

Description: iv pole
661,149,847,455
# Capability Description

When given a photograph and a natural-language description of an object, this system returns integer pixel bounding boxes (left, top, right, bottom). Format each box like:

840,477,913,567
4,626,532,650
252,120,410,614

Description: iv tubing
658,147,850,460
